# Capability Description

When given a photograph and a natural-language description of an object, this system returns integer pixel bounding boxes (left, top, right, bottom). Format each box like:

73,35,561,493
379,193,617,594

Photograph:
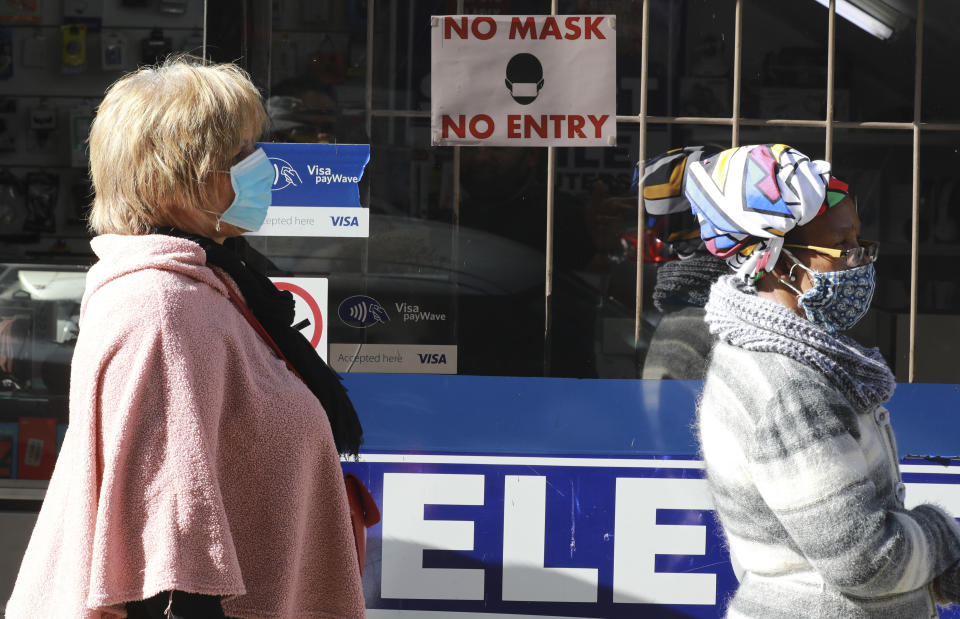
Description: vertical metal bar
635,0,649,355
666,2,674,116
246,0,272,91
909,0,925,382
406,1,416,145
544,0,558,375
731,0,742,147
388,0,398,143
452,142,461,368
361,0,375,351
365,0,375,140
545,145,555,375
240,1,247,65
454,2,464,223
454,0,464,372
202,0,208,61
825,0,836,162
453,148,461,225
666,2,675,146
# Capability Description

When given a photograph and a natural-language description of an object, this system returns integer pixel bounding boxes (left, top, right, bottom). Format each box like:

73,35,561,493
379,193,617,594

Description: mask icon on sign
504,53,544,105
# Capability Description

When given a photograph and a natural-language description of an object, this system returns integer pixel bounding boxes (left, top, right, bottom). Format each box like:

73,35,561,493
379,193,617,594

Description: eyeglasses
783,239,879,268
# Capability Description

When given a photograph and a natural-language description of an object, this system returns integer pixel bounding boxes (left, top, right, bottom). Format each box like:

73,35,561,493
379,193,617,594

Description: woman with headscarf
690,144,960,617
6,58,366,618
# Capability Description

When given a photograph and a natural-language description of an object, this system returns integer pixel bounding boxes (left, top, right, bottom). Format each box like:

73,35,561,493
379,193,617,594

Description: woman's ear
768,253,791,280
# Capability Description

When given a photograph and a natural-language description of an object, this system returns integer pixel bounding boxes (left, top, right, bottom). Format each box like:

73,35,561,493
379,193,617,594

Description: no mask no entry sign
431,15,617,147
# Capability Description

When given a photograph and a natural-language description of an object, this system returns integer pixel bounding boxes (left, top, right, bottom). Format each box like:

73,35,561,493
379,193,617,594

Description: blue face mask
206,148,275,232
781,249,876,334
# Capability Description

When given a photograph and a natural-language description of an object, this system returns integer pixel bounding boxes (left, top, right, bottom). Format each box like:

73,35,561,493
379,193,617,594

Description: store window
1,3,208,488
3,0,960,612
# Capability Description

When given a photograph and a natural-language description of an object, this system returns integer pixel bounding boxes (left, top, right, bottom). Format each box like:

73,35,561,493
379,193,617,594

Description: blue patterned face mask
780,249,876,334
203,148,275,232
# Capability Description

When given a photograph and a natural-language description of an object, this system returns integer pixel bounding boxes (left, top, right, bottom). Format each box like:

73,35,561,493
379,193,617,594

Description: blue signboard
340,375,960,618
248,142,371,237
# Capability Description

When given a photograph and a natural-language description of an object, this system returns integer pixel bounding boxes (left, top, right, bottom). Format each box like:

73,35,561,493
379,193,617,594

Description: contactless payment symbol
270,277,328,359
339,295,389,328
270,157,302,190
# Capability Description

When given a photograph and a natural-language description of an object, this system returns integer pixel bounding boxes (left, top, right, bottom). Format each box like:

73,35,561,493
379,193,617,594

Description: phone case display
17,415,55,479
141,27,171,65
60,24,86,73
0,99,16,151
0,311,31,391
0,1,41,24
0,3,204,247
100,30,126,70
0,422,17,478
68,106,92,168
28,102,56,153
0,169,26,235
63,0,103,28
0,28,12,79
0,264,85,481
24,171,58,232
21,30,50,69
160,0,188,16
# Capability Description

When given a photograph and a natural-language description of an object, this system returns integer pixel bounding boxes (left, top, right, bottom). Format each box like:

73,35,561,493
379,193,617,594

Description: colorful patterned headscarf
639,146,713,216
683,144,849,282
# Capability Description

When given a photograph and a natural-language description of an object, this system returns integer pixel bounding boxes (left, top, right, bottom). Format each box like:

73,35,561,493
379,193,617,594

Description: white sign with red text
269,277,328,362
431,15,616,147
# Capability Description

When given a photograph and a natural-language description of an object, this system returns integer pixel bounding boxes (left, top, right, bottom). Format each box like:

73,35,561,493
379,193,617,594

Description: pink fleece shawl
6,235,365,618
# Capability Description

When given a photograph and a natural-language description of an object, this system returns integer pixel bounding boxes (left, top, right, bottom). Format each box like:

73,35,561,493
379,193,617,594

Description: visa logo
418,353,447,364
331,216,360,227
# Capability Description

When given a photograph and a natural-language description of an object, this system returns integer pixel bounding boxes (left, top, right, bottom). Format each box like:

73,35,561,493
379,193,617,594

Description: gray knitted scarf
652,253,731,311
705,275,896,412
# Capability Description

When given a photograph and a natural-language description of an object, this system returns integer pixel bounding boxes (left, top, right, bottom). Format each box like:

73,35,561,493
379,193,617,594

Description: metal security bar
731,0,743,147
365,0,955,380
909,0,925,383
633,0,651,355
825,0,837,162
544,0,559,374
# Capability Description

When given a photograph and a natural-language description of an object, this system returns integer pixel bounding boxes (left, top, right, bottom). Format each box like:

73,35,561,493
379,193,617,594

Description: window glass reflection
742,0,829,120
922,3,960,122
913,134,960,382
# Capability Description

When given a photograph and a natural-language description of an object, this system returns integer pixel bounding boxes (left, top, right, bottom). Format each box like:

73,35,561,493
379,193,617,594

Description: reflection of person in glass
694,144,960,616
267,76,364,144
458,146,597,377
459,146,595,270
638,147,728,380
7,58,366,619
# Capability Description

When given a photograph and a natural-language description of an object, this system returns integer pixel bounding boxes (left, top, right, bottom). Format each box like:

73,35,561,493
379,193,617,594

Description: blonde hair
87,56,267,235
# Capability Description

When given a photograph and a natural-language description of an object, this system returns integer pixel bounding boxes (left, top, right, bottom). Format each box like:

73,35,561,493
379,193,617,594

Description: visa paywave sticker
330,344,457,374
338,295,448,328
247,143,370,238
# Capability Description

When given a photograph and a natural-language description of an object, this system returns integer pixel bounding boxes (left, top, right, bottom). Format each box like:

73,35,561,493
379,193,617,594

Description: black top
126,591,229,619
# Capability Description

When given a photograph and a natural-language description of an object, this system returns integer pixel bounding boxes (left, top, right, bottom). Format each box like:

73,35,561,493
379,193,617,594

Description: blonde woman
6,58,366,619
